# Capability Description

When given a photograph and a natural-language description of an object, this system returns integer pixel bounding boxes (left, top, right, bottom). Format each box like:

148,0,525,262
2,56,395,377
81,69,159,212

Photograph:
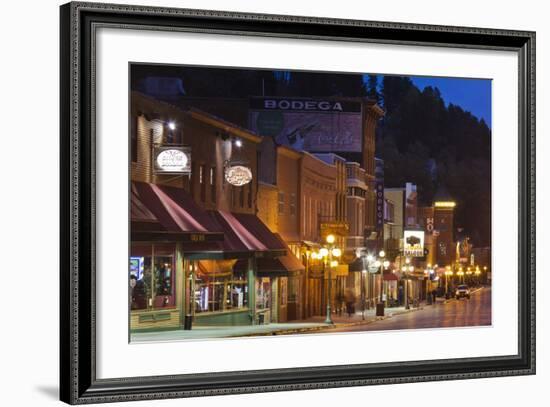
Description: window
210,167,216,203
278,192,285,214
200,164,206,202
129,246,175,311
194,276,249,313
193,262,248,313
290,193,296,216
131,115,138,163
256,277,271,310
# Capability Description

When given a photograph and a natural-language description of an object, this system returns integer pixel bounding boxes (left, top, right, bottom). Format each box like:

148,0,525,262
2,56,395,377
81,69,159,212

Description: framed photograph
60,1,535,404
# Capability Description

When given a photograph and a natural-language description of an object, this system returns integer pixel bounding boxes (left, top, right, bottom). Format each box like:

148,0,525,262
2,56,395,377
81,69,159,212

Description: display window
256,277,271,310
130,244,176,311
193,260,248,313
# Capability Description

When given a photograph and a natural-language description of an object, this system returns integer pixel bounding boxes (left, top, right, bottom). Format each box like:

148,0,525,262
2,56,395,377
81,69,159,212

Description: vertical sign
405,182,418,227
376,182,384,231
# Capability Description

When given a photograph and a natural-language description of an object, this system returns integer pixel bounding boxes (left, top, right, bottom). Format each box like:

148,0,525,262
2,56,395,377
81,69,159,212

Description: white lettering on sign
156,149,189,172
225,165,253,186
263,99,345,111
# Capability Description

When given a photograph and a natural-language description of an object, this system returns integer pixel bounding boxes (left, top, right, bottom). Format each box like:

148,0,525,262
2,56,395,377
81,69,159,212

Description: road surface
310,287,492,333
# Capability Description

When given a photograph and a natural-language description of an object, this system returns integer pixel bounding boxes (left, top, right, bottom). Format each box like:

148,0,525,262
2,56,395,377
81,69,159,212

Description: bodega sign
153,146,191,174
249,97,363,153
250,97,361,113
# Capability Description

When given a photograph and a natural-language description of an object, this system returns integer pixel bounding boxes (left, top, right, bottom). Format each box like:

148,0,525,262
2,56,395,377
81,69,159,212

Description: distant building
432,186,456,267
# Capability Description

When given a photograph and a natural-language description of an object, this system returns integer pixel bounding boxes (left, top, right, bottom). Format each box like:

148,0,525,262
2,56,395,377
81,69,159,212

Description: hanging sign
225,165,253,186
153,146,191,174
403,229,425,257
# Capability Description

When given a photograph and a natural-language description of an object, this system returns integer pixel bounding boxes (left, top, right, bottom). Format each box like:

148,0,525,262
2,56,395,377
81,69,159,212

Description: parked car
455,285,471,299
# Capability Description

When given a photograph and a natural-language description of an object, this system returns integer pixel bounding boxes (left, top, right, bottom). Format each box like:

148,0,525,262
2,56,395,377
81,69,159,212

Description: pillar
247,257,256,324
176,243,185,327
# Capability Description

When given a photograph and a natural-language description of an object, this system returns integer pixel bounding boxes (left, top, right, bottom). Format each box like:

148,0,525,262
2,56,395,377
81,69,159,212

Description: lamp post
457,267,465,284
315,234,341,325
444,266,453,297
401,257,413,309
474,266,481,286
360,268,366,320
425,263,432,304
466,267,473,285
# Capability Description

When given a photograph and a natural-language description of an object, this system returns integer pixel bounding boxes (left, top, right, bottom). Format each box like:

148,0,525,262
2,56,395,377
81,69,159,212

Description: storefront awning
207,210,286,256
131,182,224,241
233,233,304,277
196,259,236,278
233,257,294,277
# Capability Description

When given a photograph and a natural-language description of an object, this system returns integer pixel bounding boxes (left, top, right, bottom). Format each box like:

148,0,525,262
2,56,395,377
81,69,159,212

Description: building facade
129,92,303,332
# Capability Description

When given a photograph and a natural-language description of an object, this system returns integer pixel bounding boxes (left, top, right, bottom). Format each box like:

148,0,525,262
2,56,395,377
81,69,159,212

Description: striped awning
130,182,223,241
206,210,286,255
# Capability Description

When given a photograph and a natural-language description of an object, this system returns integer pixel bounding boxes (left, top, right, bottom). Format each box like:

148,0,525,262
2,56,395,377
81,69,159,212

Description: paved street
131,288,490,342
313,286,492,334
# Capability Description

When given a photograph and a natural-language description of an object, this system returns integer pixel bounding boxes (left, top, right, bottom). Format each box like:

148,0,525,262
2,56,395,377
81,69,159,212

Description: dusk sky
409,76,492,128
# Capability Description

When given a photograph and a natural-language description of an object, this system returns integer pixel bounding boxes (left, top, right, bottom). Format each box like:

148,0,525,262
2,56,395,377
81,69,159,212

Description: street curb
238,306,425,337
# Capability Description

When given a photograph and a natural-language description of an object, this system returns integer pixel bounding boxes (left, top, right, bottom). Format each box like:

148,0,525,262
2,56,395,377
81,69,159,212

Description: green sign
255,111,284,137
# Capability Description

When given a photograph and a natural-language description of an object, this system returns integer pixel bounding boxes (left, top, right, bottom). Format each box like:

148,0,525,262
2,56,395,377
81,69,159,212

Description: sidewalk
131,302,434,343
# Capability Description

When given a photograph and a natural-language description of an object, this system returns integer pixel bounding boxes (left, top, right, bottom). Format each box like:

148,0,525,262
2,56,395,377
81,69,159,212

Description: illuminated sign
434,201,456,208
320,221,349,239
130,256,143,280
153,146,191,174
225,165,253,186
404,230,425,257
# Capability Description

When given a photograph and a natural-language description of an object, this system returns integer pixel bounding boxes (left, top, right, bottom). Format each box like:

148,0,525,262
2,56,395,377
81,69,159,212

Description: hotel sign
153,146,191,174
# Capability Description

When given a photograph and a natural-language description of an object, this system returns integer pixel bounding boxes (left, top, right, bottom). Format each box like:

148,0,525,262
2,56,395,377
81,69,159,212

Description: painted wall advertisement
405,182,418,227
403,230,425,257
248,97,363,152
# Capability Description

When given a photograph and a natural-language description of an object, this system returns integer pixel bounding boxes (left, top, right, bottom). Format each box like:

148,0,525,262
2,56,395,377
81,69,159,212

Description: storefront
130,181,225,332
130,181,302,331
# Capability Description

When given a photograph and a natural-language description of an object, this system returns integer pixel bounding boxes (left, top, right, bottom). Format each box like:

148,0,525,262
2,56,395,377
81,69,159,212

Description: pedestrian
431,289,437,304
344,289,356,317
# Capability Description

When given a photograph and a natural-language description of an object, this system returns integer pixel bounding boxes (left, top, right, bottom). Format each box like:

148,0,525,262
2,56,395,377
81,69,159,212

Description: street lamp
398,257,413,309
457,268,465,284
474,266,481,285
317,234,340,325
360,269,367,320
444,266,453,297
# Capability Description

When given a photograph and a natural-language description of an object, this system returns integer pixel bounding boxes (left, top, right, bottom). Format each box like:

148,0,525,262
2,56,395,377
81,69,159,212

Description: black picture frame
60,2,536,404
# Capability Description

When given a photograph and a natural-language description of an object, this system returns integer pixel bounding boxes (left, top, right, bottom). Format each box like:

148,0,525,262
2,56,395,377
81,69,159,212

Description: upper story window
248,182,253,208
200,165,206,202
131,116,138,163
290,193,296,216
278,192,285,214
210,167,216,203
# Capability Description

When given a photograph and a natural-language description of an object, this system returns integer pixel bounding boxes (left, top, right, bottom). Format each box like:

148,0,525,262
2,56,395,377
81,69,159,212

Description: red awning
131,182,223,241
233,233,304,276
131,183,159,223
206,210,286,254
